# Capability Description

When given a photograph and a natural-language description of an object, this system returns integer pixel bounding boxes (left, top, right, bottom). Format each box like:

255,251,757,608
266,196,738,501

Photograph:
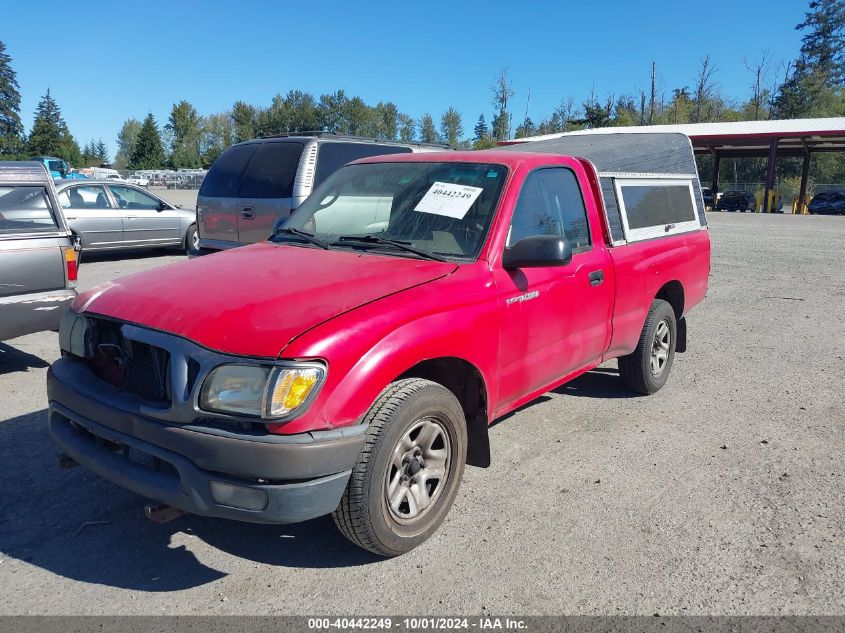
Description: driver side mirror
502,235,572,270
157,201,168,212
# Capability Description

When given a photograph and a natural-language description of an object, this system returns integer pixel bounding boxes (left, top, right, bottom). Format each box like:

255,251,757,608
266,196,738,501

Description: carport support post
798,145,811,215
710,152,720,202
762,138,778,213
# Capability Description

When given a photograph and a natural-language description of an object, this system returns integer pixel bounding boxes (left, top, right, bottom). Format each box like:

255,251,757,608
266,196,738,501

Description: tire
618,299,677,395
333,378,467,557
185,224,199,252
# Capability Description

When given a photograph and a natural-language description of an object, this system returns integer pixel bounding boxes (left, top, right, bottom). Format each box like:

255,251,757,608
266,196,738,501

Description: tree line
0,1,842,184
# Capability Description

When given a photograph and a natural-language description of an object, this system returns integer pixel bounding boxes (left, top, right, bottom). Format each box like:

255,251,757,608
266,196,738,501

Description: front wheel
333,378,467,557
618,299,677,395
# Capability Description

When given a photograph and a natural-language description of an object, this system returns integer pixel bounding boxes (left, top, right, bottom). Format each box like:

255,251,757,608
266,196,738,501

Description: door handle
241,207,255,220
664,223,676,232
589,270,604,286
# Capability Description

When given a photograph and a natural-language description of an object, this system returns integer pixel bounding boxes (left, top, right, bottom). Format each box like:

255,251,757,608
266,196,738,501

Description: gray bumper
0,288,76,341
47,358,366,524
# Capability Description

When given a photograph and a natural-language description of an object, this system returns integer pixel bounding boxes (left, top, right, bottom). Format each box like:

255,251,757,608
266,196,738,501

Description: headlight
199,364,324,420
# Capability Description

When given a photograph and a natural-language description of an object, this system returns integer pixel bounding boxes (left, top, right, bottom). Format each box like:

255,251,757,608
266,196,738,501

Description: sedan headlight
199,364,325,420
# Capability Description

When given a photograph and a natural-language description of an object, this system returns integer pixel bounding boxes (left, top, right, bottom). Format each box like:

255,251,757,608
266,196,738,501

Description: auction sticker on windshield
414,181,483,219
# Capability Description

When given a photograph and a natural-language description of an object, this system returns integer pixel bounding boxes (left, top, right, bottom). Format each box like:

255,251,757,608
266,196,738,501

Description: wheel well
656,280,684,321
398,357,490,468
656,280,686,352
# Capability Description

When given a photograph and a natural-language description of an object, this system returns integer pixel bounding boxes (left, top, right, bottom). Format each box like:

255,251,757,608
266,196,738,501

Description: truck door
494,166,613,410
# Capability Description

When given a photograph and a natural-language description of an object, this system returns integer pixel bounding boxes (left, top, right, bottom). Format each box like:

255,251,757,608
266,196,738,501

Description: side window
0,186,59,233
238,141,304,198
108,185,161,210
507,168,591,251
58,185,112,209
314,143,412,187
614,179,699,242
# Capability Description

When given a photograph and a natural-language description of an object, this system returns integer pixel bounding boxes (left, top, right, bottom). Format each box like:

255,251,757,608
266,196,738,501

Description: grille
86,319,171,405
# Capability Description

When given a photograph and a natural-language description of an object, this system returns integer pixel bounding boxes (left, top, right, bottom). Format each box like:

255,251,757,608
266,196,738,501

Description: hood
74,243,456,357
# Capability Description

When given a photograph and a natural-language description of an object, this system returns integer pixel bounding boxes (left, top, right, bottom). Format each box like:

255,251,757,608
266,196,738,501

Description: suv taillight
63,246,78,283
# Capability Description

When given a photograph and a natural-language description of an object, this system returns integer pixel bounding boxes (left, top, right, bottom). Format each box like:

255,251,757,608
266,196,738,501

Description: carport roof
506,117,845,158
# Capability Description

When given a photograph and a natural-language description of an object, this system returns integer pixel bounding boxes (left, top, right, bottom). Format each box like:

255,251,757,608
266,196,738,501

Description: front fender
275,265,499,434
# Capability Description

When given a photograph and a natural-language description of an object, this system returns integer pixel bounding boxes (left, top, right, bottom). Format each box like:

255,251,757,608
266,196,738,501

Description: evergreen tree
418,113,438,143
27,89,65,156
775,0,845,117
439,107,463,146
115,118,142,169
514,116,536,138
167,100,201,168
129,113,165,169
473,114,489,142
27,89,80,163
95,138,109,163
0,41,23,157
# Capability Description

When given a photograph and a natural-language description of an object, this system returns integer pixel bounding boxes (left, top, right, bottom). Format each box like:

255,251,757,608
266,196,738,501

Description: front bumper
47,358,366,523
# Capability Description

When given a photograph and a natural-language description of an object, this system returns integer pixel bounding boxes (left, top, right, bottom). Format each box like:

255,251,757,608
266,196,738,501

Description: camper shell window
614,178,700,242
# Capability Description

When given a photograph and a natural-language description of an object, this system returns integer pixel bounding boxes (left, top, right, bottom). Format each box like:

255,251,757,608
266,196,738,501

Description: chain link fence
115,169,207,190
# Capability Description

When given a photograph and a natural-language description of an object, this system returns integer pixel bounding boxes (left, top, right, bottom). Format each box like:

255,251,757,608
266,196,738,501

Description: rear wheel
333,378,467,557
618,299,677,395
185,224,199,252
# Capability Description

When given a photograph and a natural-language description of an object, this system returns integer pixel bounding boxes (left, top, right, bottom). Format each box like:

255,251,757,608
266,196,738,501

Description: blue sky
5,0,806,158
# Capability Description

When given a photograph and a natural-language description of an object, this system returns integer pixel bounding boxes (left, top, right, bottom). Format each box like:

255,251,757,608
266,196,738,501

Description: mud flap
676,317,687,353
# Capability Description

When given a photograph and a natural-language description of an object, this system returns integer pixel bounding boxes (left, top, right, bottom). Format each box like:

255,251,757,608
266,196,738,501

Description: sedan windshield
279,162,508,260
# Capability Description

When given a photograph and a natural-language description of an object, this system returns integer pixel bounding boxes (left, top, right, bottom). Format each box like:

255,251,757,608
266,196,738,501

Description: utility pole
649,62,656,124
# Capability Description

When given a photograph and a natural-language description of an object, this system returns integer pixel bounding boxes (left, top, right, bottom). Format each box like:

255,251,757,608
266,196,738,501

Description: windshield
47,160,64,173
281,161,508,260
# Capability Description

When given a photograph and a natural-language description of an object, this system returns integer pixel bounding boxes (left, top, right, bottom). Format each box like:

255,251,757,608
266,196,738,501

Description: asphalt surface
0,213,842,615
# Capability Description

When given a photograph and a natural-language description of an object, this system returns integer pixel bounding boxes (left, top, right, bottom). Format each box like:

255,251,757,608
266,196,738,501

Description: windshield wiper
335,234,448,262
273,227,330,250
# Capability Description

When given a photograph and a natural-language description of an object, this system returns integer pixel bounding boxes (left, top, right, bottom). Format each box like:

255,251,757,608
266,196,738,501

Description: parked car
0,161,78,341
701,186,714,208
54,180,198,253
125,174,150,187
716,190,756,212
48,133,710,556
808,190,845,215
165,174,183,189
194,133,449,255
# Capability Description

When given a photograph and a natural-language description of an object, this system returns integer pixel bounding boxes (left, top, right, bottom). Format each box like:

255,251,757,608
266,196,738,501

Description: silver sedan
54,180,198,253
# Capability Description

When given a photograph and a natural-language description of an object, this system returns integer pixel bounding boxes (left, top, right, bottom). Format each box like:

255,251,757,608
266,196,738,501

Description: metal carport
507,118,845,213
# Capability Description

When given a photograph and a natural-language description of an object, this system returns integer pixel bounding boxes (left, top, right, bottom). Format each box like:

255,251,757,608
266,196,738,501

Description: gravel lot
0,213,842,615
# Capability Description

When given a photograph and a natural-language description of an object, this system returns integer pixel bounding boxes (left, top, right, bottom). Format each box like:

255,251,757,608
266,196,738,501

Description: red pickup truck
48,132,710,556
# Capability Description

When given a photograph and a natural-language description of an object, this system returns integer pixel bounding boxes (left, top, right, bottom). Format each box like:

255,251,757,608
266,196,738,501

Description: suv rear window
199,144,257,197
238,141,304,198
314,142,412,187
0,186,59,234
